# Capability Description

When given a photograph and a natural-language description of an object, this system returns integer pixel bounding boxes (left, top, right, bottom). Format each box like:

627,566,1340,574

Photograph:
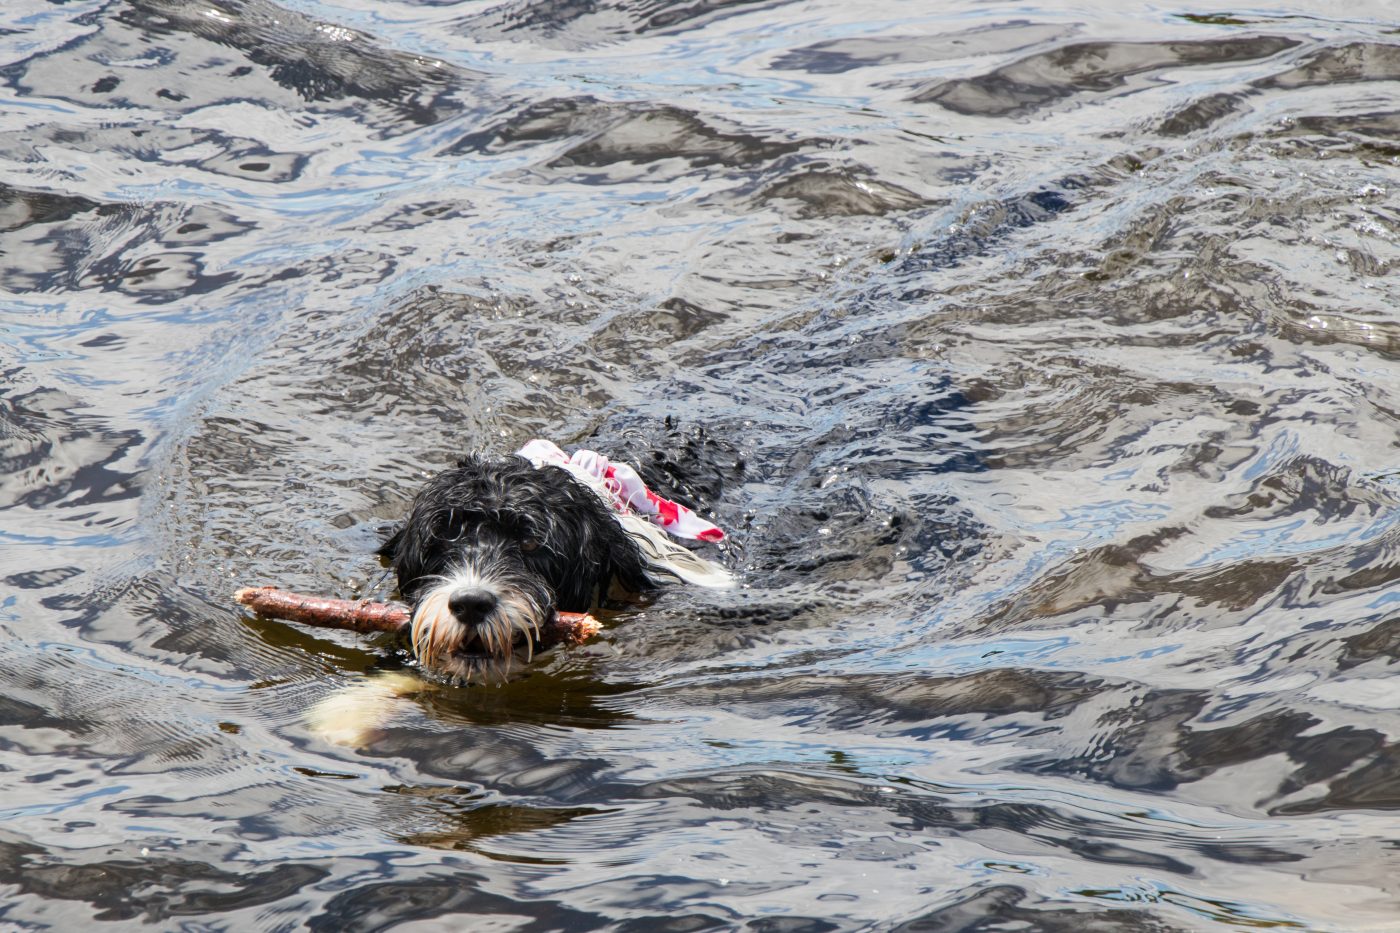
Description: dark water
3,0,1400,928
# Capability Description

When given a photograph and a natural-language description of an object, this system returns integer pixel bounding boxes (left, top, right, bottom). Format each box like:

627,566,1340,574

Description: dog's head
380,454,651,683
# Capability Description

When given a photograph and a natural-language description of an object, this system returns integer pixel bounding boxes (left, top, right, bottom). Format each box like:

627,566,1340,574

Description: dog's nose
448,587,498,623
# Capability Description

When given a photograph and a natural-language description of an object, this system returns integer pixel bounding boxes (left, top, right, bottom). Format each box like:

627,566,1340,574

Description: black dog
379,451,729,683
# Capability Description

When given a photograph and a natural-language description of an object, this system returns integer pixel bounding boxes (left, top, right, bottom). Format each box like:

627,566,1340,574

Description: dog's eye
521,539,541,553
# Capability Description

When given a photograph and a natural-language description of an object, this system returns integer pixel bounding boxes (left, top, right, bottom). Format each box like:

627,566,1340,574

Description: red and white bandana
518,439,726,543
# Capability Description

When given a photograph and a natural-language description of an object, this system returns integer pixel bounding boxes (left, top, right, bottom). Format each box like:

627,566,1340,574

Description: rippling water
3,0,1399,928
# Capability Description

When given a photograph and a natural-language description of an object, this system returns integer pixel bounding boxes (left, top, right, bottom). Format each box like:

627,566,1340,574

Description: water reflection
2,0,1400,928
913,37,1301,116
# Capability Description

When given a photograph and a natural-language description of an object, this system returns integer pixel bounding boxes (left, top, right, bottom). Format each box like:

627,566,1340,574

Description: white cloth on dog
517,439,725,542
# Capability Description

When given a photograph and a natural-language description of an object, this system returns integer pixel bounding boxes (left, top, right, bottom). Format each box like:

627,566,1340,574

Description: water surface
2,0,1399,928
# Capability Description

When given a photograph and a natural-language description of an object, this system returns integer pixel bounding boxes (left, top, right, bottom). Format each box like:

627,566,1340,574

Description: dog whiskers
407,578,549,684
409,589,447,659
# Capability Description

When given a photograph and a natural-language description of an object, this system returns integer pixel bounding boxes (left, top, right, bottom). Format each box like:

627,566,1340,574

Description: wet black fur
378,454,654,613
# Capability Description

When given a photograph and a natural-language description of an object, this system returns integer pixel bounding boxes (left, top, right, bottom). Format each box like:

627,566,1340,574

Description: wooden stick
235,586,408,633
234,586,601,647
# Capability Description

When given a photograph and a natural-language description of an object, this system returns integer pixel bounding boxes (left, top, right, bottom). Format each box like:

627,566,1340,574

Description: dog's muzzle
408,554,550,684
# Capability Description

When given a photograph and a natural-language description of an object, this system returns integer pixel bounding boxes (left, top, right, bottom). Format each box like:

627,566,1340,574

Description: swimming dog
378,440,732,684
